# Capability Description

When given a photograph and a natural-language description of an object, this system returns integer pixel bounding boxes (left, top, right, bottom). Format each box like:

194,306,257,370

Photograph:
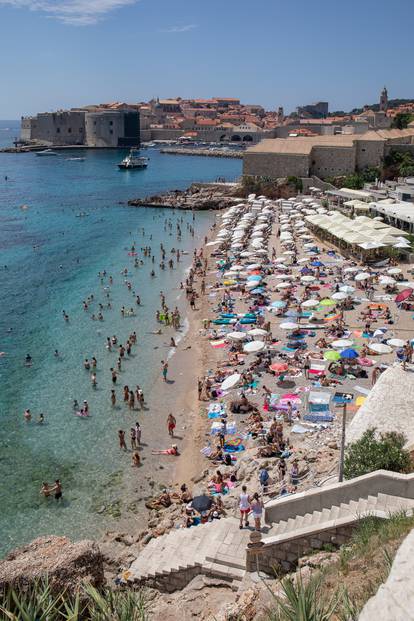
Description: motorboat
35,149,58,156
118,149,148,169
66,157,85,161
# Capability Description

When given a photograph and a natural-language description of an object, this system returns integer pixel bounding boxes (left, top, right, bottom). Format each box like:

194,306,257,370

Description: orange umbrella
270,362,289,372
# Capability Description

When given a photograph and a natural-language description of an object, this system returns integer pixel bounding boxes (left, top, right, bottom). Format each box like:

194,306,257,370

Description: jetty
160,147,243,158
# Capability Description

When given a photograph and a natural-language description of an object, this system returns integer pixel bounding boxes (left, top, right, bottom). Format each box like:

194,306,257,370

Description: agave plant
0,578,63,621
267,572,339,621
84,583,150,621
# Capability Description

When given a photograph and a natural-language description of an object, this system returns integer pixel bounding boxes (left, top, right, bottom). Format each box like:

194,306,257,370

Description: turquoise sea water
0,125,242,554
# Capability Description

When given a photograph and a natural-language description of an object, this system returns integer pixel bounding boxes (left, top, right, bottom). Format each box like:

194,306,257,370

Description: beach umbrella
220,373,241,391
340,348,359,359
369,343,392,355
301,275,316,283
230,264,243,271
226,332,247,341
319,298,335,306
280,322,299,330
246,263,261,270
331,339,354,348
246,281,260,289
301,299,319,307
250,287,265,295
387,267,402,275
324,350,340,361
283,250,295,256
344,266,359,273
191,495,213,513
331,292,348,301
373,328,388,338
339,285,355,294
355,272,371,281
243,340,265,353
254,249,268,255
310,260,324,267
395,288,413,303
276,282,293,289
240,251,253,258
387,338,406,348
274,257,286,264
248,328,268,337
270,300,287,308
297,258,309,263
379,276,396,285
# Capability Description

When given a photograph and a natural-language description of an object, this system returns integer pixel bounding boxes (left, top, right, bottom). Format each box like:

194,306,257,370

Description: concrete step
203,561,245,582
205,552,246,571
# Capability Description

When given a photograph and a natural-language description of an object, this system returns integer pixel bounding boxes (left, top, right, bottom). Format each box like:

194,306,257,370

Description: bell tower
379,86,388,112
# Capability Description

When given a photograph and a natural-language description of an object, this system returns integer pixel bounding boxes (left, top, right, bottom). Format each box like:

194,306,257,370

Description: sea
0,120,242,555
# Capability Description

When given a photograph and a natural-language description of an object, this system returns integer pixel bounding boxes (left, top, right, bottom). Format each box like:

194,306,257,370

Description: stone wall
85,112,125,148
246,522,356,574
243,152,310,178
310,145,356,177
27,111,86,146
356,139,385,170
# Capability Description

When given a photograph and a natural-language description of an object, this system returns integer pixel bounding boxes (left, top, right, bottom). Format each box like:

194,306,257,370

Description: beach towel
210,340,226,349
224,438,245,452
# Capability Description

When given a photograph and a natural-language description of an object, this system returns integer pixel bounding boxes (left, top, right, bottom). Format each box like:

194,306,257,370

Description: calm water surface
0,125,242,554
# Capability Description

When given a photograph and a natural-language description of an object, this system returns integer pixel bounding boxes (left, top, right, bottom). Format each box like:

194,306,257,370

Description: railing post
339,403,347,482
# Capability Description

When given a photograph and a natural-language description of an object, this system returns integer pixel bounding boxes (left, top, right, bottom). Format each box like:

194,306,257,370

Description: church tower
379,86,388,111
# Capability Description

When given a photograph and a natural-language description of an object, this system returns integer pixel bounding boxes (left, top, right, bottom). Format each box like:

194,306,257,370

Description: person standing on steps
239,485,250,529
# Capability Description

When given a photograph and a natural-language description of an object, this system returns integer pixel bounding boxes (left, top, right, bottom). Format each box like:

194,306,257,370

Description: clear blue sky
0,0,413,118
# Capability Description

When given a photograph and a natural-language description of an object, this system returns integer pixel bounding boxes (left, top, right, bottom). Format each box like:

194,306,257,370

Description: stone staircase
128,517,250,592
127,471,414,591
268,493,414,538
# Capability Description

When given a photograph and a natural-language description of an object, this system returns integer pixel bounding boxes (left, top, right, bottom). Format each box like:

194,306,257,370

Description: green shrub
344,428,411,479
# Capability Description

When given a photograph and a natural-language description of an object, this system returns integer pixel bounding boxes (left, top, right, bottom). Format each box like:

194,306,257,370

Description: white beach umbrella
243,340,265,353
339,285,355,294
283,250,295,256
276,282,293,289
221,373,241,391
301,275,316,283
301,299,319,307
254,249,268,255
226,332,247,341
240,251,253,257
230,264,243,271
246,263,261,270
344,266,359,273
331,339,354,348
297,258,309,263
246,281,261,289
331,292,348,300
303,242,316,248
274,257,287,263
247,328,268,337
387,267,402,275
379,276,396,285
386,338,405,348
280,322,299,330
369,343,392,354
355,272,371,281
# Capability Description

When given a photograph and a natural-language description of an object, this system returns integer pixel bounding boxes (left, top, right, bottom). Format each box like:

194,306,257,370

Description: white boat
67,157,85,161
118,149,148,169
35,149,58,156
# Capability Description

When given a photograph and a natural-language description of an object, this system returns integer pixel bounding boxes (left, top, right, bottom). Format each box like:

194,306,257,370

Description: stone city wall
243,152,310,178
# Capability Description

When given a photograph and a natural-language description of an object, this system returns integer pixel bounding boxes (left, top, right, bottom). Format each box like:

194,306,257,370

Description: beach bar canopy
305,212,409,254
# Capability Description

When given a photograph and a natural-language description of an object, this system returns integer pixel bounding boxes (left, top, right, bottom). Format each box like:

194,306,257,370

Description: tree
344,428,412,480
391,112,414,129
341,173,364,190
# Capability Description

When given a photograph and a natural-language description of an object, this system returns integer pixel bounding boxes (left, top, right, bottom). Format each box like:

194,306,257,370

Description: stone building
243,129,414,180
20,108,140,148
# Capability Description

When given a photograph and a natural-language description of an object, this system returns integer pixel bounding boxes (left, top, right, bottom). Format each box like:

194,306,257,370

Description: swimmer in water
37,413,45,424
25,353,32,366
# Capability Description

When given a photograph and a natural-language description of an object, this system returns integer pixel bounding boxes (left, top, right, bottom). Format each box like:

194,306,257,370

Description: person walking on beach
161,360,168,382
167,413,176,437
135,422,141,445
250,492,264,531
130,427,137,450
118,430,127,450
239,485,250,529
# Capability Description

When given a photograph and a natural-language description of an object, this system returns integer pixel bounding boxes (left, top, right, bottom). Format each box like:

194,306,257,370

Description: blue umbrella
340,348,359,359
300,267,312,274
251,287,265,294
247,275,262,281
285,310,299,317
311,260,324,267
271,300,287,308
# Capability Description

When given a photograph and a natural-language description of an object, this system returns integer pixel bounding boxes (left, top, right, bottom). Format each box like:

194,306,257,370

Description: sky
0,0,413,118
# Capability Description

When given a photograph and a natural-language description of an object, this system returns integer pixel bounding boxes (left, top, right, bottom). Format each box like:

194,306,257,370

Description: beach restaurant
304,213,410,260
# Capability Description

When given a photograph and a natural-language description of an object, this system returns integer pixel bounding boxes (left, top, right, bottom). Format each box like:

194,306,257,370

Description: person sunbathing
151,444,179,456
145,490,172,510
